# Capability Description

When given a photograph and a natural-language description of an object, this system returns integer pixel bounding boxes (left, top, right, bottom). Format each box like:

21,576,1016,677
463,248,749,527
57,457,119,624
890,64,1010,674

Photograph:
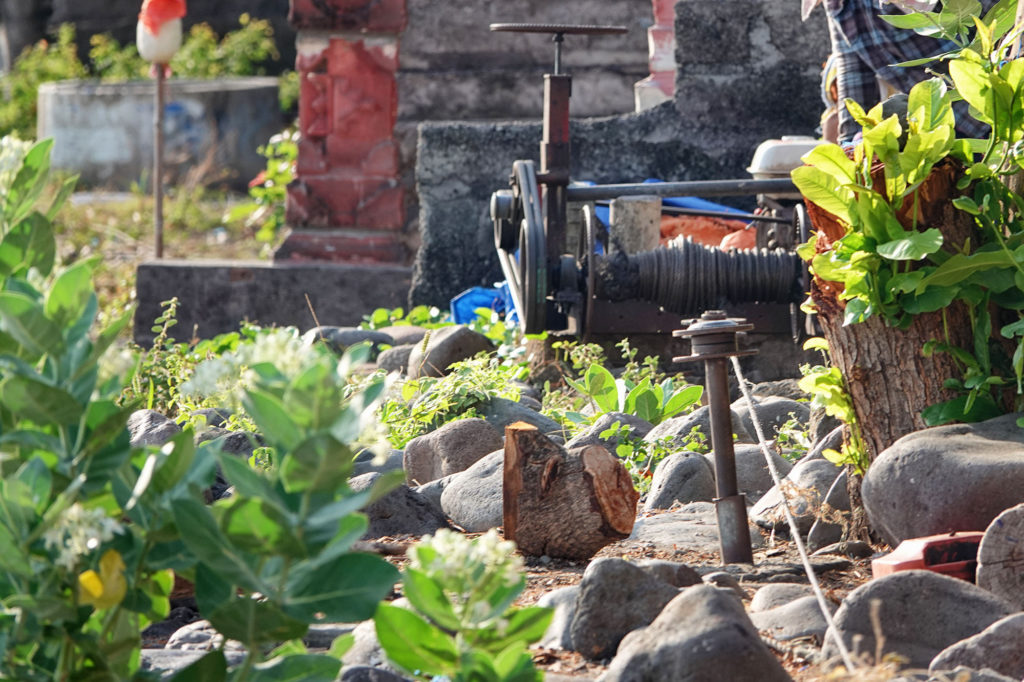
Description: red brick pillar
279,0,407,263
634,0,676,111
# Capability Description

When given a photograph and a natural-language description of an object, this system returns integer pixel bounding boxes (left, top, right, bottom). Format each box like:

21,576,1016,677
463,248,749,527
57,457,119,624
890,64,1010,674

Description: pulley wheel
514,160,547,334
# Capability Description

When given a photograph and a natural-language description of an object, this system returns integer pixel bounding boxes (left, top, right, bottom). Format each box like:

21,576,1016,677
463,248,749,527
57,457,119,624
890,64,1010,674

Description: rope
729,355,857,673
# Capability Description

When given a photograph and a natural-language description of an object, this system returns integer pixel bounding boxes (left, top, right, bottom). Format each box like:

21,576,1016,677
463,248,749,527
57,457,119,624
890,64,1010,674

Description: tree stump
502,422,638,560
977,503,1024,611
807,158,978,461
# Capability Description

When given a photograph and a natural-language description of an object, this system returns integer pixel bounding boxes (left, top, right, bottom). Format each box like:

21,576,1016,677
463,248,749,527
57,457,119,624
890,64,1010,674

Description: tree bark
503,421,638,560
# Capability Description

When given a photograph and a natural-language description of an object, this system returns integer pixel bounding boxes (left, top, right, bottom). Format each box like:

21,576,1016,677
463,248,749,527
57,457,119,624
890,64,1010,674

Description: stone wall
409,0,829,307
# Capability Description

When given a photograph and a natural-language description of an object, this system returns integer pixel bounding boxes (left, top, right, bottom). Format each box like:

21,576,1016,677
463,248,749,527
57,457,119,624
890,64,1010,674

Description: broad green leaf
879,11,939,30
45,261,95,328
280,433,354,494
0,375,83,424
171,498,265,594
168,650,227,682
917,250,1014,288
207,595,308,646
661,384,703,420
468,606,553,654
950,59,995,124
217,450,276,500
583,364,618,413
45,174,78,221
791,165,855,226
15,456,52,514
0,291,63,357
908,78,952,131
921,393,1000,426
901,286,959,314
801,143,856,184
285,552,399,623
0,213,55,277
217,496,304,557
246,655,341,682
4,140,53,226
876,229,943,260
402,567,459,631
374,604,459,677
242,388,302,450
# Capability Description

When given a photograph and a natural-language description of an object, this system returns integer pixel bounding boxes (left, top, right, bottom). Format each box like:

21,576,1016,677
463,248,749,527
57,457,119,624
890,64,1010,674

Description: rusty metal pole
154,64,166,259
675,310,757,564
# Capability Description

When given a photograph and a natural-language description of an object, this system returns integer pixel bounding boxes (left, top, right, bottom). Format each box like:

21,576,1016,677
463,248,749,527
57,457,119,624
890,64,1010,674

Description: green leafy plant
379,354,526,448
361,305,450,330
792,0,1024,428
798,338,869,474
565,364,703,426
599,423,707,493
225,128,297,244
375,529,551,682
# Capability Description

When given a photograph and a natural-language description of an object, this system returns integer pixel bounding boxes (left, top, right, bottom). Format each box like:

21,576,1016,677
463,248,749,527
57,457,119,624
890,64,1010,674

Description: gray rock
141,649,246,677
751,458,846,535
703,444,793,503
862,413,1024,545
478,397,562,435
304,623,356,649
731,395,810,441
599,585,791,682
570,558,680,661
165,620,242,652
643,452,716,511
809,408,843,448
807,517,844,551
751,378,805,401
566,412,654,450
701,571,746,601
537,585,580,650
413,474,453,511
376,324,428,347
750,595,834,642
518,394,542,411
352,449,405,478
644,405,751,447
513,380,542,402
926,667,1020,682
195,427,263,502
930,613,1024,680
128,409,181,447
303,326,394,357
142,607,200,645
406,325,493,379
811,541,873,559
376,344,414,374
349,472,450,539
342,620,392,671
629,502,765,554
403,418,503,485
800,424,845,463
339,666,409,682
749,583,814,613
439,450,504,532
634,559,701,588
821,570,1015,669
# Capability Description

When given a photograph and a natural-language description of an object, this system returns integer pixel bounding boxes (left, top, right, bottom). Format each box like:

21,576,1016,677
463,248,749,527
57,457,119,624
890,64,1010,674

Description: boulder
406,325,493,378
478,397,562,435
375,324,428,346
351,449,405,478
749,595,834,642
565,412,654,450
862,414,1024,545
195,427,264,501
537,585,580,650
644,405,751,446
376,344,414,374
569,558,680,661
302,326,394,357
128,409,181,447
703,444,792,503
349,472,450,539
629,502,765,555
821,570,1014,669
930,613,1024,680
749,583,814,613
731,395,809,441
439,450,504,532
403,418,504,485
634,560,702,588
643,451,716,511
339,666,408,682
751,378,805,401
751,458,846,535
599,585,791,682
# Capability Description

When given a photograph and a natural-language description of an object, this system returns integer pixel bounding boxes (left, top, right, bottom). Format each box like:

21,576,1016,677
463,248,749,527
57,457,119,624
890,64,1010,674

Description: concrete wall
38,77,285,191
409,0,829,307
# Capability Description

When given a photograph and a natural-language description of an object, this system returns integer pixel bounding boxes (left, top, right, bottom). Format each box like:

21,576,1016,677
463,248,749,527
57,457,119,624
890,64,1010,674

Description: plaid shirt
826,0,995,142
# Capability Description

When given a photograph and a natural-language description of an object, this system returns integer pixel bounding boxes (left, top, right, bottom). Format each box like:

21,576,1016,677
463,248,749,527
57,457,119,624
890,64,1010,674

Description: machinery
487,23,814,338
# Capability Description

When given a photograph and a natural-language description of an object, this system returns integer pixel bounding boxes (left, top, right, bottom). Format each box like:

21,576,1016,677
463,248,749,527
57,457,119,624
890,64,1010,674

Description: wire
729,355,857,673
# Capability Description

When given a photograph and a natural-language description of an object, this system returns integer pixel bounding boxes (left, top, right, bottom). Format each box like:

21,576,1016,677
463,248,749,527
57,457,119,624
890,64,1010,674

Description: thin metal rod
596,201,792,224
553,33,564,75
567,178,797,201
154,65,165,259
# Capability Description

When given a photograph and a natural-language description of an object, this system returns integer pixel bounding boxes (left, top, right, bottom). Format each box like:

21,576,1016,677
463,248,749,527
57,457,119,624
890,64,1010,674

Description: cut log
503,421,638,560
977,503,1024,611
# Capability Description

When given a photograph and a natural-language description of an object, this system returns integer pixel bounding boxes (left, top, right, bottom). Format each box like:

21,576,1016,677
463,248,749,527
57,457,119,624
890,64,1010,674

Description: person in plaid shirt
804,0,996,143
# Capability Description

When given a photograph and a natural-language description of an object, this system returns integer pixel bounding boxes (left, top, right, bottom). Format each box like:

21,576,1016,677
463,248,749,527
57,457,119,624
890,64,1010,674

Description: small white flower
42,503,123,571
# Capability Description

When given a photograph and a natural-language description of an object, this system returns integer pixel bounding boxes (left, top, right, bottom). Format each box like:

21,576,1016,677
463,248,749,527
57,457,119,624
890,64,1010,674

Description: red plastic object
871,531,984,582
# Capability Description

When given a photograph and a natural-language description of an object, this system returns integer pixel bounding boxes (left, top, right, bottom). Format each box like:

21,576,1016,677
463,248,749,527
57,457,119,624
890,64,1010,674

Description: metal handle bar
489,23,628,35
566,178,797,201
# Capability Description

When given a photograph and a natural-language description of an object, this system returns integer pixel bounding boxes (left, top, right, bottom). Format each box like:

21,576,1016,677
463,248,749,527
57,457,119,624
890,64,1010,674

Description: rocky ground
128,323,1024,682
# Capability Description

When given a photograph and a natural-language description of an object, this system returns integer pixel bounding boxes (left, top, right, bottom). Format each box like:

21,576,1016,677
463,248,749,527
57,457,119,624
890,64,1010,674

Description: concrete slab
134,260,410,345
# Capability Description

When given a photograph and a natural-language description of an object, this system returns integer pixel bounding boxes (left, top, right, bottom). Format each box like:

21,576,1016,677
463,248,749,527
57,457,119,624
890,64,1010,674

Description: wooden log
502,421,638,560
976,503,1024,611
